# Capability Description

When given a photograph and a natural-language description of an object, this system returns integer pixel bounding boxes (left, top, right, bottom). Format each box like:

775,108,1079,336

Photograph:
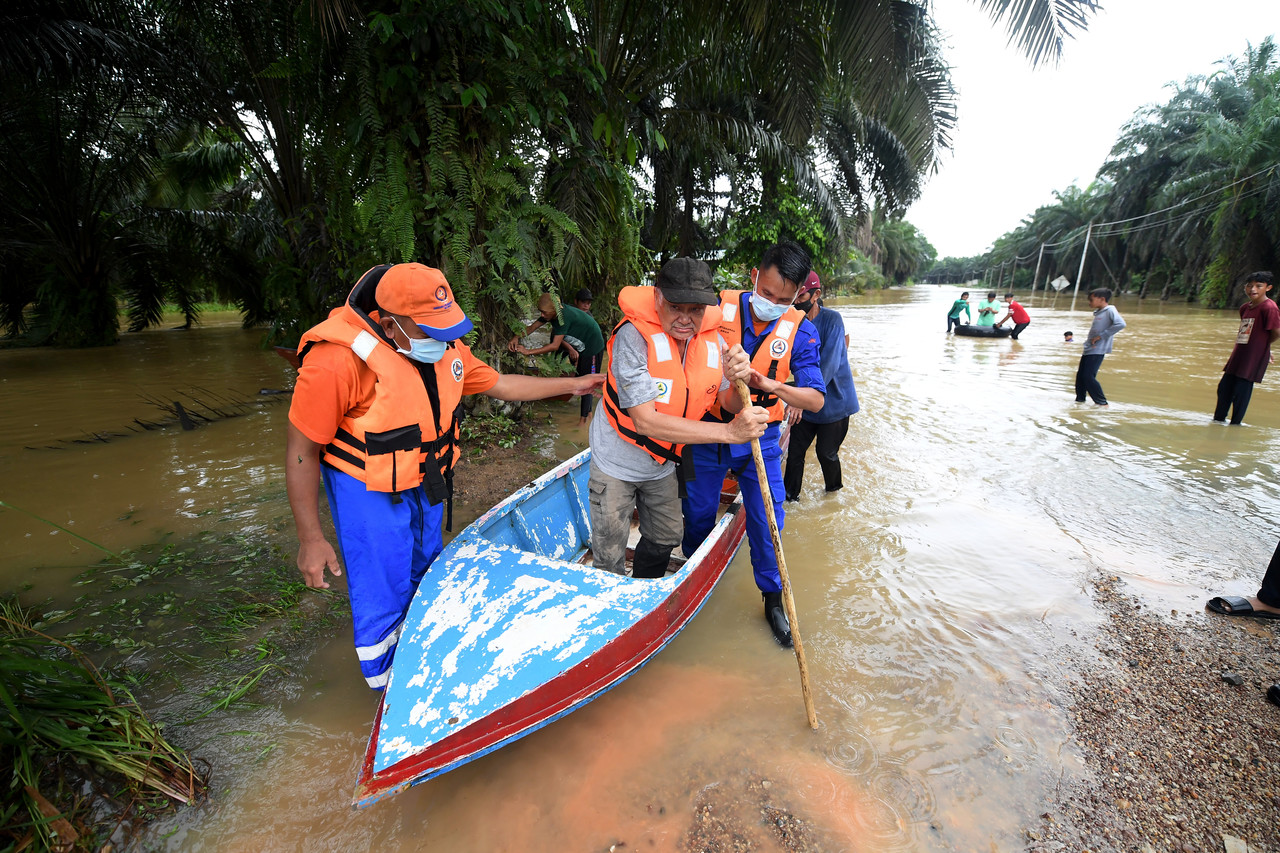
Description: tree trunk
1139,246,1161,299
678,162,696,257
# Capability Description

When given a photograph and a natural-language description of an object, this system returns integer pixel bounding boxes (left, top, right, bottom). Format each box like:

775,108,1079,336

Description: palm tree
2,0,1104,346
0,0,206,345
1095,37,1279,304
551,0,1098,279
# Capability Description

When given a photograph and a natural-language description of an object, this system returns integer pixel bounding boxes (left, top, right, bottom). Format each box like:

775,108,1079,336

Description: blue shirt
803,306,859,424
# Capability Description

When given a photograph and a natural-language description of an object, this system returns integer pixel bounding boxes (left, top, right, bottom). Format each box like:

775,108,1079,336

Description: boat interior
470,458,739,577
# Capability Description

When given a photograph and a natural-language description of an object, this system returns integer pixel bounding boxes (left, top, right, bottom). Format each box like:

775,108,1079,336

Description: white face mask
750,273,795,322
393,318,448,363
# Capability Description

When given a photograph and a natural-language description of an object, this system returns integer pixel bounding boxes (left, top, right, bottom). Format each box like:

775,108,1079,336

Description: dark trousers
1214,373,1254,424
946,315,963,332
1075,353,1107,404
576,351,602,417
783,417,849,500
1010,321,1030,339
1260,539,1280,608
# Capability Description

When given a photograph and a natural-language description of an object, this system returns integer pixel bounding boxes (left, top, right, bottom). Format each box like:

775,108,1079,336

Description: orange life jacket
602,286,725,465
714,289,803,422
296,265,465,507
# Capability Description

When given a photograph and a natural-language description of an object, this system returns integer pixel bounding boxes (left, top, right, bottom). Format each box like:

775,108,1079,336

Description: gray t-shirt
1083,304,1126,355
589,323,728,482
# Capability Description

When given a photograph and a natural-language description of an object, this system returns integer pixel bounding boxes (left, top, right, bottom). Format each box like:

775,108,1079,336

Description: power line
1094,163,1279,229
993,164,1278,254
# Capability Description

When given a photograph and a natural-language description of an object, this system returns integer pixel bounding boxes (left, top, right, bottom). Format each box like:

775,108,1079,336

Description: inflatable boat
953,324,1011,338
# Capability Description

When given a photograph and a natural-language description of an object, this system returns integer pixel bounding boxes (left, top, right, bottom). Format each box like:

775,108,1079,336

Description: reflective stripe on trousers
321,465,444,689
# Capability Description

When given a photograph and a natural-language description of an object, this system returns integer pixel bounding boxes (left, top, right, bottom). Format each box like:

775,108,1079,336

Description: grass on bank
0,599,208,852
1,492,345,850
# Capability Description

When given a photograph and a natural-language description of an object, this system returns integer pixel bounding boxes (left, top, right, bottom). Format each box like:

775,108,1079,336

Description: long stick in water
733,379,818,730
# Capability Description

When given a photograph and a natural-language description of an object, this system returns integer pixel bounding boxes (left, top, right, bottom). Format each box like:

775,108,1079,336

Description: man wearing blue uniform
783,271,859,500
286,263,604,689
680,241,825,646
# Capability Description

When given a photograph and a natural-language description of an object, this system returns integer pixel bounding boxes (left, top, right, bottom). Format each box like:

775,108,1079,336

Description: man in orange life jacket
591,258,769,579
681,241,826,647
285,263,606,689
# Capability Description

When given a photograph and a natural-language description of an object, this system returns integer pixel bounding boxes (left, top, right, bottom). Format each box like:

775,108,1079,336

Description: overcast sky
907,1,1280,259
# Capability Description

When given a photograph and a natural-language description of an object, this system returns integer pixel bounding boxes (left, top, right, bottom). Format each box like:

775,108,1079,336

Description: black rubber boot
763,592,792,648
631,537,673,579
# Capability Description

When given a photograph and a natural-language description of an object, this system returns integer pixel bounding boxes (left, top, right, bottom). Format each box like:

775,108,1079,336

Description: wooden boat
352,448,747,808
272,345,301,369
953,324,1011,338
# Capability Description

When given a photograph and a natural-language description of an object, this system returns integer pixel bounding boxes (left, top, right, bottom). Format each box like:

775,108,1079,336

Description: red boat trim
352,493,745,809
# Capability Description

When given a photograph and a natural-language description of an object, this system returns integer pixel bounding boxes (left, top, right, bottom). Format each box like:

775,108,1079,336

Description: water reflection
4,292,1279,850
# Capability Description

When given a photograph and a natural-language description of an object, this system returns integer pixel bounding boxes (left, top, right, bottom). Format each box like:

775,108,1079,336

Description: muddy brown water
2,291,1278,851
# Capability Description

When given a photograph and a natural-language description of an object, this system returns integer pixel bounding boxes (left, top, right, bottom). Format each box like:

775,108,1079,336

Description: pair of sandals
1205,595,1280,707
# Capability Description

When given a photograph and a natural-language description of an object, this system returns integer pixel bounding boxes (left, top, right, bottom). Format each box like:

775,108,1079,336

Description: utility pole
1070,222,1093,312
1030,243,1046,302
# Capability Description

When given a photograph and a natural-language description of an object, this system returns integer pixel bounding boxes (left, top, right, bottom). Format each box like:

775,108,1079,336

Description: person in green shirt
947,291,971,333
976,291,999,328
509,293,607,424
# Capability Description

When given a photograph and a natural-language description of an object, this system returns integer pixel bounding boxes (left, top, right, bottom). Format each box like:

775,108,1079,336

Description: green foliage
724,179,830,271
870,213,936,285
0,0,1102,346
459,410,524,450
947,37,1279,302
1200,254,1236,308
356,0,607,356
713,262,750,292
534,351,574,377
834,249,886,293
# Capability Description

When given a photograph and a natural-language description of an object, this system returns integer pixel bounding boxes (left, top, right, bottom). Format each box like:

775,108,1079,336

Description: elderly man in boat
681,241,826,647
591,257,769,580
285,263,605,690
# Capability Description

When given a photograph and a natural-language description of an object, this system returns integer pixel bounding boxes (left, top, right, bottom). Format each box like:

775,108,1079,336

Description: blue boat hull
353,448,746,807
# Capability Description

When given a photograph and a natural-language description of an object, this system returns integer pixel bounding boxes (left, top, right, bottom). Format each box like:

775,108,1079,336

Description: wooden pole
733,379,818,730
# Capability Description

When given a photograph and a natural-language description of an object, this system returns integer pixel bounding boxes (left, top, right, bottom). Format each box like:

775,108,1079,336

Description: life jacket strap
602,382,683,465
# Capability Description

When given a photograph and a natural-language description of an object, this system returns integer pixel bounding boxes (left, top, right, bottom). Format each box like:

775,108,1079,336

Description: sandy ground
1029,575,1280,853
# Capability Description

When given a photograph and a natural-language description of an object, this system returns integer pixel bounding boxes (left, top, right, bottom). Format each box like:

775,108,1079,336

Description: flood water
3,289,1278,851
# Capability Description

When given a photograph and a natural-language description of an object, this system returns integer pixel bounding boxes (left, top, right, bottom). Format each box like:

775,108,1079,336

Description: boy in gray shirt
1075,288,1126,406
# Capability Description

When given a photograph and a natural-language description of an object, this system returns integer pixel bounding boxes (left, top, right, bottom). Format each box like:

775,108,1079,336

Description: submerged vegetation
1,599,208,851
926,37,1280,305
1,503,345,849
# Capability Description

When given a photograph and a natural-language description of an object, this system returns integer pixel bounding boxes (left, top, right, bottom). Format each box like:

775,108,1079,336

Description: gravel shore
1030,575,1280,853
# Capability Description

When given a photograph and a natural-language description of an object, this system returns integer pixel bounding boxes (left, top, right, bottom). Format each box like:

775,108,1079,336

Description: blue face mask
393,319,449,363
750,277,794,323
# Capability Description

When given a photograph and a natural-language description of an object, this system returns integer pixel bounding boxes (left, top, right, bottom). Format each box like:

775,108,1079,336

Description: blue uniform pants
681,429,786,594
321,465,444,689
